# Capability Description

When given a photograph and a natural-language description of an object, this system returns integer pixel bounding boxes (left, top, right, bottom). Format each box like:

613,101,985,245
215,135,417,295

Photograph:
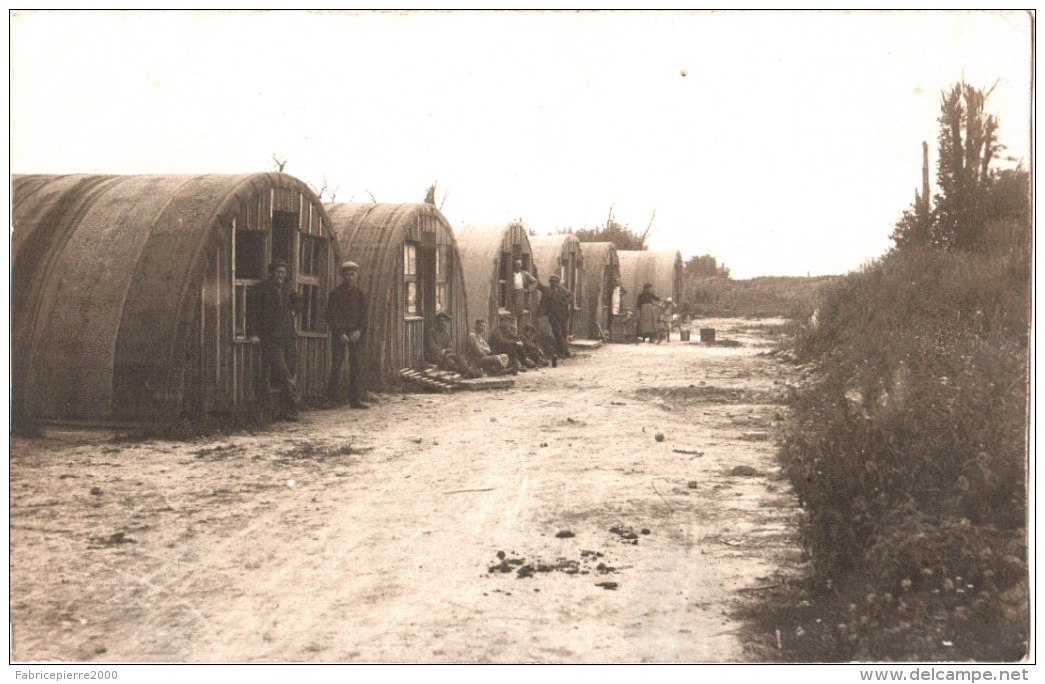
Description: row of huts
12,172,683,426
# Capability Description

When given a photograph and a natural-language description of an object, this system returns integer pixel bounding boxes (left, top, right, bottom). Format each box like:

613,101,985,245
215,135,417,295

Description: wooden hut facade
578,242,621,340
456,222,539,331
12,173,339,424
617,250,684,313
530,234,586,339
325,203,468,390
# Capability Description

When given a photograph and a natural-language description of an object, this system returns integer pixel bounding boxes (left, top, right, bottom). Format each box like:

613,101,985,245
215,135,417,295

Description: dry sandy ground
10,318,803,663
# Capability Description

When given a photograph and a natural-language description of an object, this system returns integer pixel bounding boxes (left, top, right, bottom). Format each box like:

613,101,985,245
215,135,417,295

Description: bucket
680,329,691,342
700,328,716,344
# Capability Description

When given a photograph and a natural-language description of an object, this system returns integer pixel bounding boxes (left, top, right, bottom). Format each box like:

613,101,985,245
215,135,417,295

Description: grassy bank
684,275,838,320
743,245,1030,662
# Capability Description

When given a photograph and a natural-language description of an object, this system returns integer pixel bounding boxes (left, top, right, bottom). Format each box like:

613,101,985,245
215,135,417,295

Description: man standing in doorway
326,260,369,409
512,259,537,320
538,274,573,359
257,259,302,421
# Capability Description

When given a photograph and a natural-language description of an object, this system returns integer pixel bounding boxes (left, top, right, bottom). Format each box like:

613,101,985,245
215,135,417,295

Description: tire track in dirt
10,319,802,662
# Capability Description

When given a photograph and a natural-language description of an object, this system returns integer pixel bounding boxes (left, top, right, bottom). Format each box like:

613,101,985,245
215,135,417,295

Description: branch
365,189,378,204
272,153,287,173
639,209,656,246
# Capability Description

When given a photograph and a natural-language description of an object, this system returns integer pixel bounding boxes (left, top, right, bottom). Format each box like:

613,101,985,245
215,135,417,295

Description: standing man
326,260,369,409
512,259,537,319
257,259,302,421
537,274,573,359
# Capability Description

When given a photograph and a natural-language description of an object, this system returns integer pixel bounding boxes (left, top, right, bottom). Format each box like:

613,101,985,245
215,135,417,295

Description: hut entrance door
403,241,424,369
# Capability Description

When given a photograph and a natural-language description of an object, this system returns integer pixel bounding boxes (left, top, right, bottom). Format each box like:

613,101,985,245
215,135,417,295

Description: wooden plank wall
196,184,332,416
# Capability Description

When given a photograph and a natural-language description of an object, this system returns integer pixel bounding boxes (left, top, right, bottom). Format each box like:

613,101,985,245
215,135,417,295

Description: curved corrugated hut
325,203,468,390
579,242,621,340
13,173,339,424
456,222,539,331
530,234,586,339
617,250,684,312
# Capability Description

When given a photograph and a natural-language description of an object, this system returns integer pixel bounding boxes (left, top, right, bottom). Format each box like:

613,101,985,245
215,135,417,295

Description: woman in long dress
636,283,660,342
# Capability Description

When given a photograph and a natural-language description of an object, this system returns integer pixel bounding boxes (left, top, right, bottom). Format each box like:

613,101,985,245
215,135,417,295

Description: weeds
761,246,1030,661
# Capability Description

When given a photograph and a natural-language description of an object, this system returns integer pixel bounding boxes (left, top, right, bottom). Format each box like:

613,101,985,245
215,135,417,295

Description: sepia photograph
8,10,1033,672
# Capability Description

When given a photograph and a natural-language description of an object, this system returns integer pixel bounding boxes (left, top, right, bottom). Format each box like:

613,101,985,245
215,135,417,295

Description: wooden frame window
233,228,266,338
436,244,451,313
297,234,324,332
404,241,420,317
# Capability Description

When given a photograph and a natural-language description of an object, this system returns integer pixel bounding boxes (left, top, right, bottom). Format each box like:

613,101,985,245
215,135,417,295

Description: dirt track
10,318,802,663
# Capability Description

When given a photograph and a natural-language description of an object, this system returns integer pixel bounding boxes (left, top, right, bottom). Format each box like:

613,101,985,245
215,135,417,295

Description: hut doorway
403,240,424,369
231,205,333,413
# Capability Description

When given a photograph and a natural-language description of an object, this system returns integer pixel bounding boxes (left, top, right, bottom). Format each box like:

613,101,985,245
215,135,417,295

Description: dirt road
10,318,801,663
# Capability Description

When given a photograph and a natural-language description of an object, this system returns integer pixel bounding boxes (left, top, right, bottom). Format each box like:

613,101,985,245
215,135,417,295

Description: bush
772,245,1029,661
686,275,837,319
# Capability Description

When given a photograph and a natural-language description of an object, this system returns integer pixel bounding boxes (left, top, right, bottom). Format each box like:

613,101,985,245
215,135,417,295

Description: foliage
891,82,1027,253
769,245,1030,661
571,218,651,251
684,253,730,279
684,275,836,319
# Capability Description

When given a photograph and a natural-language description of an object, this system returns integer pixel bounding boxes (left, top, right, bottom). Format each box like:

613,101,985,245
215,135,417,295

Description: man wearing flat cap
326,260,369,409
258,259,302,420
424,310,473,375
536,273,574,359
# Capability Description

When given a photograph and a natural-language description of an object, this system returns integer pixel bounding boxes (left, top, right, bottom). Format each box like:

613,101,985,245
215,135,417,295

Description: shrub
774,245,1029,661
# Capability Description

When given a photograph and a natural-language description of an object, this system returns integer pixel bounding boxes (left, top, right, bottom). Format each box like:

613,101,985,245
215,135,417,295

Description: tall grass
685,275,837,319
762,243,1030,661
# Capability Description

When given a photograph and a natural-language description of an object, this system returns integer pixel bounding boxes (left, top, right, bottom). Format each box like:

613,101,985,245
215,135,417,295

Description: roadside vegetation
743,82,1030,662
685,272,837,320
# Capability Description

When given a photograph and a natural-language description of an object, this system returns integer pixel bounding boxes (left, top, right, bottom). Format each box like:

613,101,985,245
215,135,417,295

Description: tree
685,253,730,279
573,205,654,251
891,81,1012,252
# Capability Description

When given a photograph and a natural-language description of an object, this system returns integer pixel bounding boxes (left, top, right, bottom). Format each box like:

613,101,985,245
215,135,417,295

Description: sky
10,10,1032,279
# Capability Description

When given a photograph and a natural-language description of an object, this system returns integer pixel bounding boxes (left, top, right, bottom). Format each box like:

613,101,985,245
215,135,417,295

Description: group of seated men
424,310,552,378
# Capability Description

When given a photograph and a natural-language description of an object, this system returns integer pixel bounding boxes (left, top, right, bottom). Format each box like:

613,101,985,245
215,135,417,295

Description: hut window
435,245,450,313
298,235,322,277
297,235,324,332
235,230,265,280
498,252,511,308
272,211,297,264
234,229,266,338
404,242,419,317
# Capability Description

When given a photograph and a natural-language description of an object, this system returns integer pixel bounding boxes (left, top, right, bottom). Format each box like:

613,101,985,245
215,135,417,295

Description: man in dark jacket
489,312,534,372
537,274,573,359
425,311,471,374
326,260,369,409
257,260,301,420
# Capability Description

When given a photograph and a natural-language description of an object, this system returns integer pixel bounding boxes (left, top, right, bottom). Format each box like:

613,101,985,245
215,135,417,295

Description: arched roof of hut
325,201,465,297
579,241,620,299
529,233,582,284
617,249,683,310
455,222,535,324
13,172,329,421
324,203,469,383
324,203,453,294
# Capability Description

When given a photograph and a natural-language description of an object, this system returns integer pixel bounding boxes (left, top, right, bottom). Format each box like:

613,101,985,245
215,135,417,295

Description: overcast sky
11,10,1032,278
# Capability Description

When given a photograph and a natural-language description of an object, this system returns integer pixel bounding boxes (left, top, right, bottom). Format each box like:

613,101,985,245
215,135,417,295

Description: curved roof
455,222,534,325
325,203,469,385
617,250,683,310
13,172,328,421
528,233,582,285
579,241,619,301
